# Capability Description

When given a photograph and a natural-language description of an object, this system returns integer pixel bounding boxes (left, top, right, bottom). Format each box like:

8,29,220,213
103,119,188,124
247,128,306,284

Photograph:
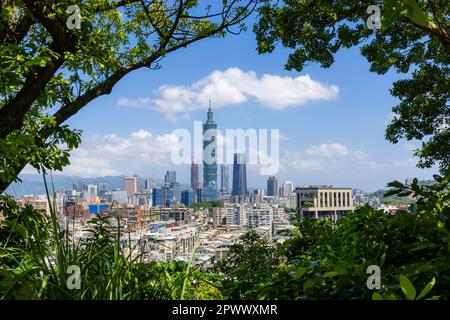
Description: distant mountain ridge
4,174,189,198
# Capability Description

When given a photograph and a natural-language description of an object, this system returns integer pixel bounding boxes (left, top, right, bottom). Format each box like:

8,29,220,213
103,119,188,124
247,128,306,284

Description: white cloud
59,130,181,177
393,157,418,167
352,150,368,160
117,97,152,108
290,158,322,171
305,143,350,158
282,143,378,174
117,67,339,121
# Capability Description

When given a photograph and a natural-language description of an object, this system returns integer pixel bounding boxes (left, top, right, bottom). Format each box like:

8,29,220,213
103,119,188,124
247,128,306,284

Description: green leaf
417,277,435,300
387,180,404,188
303,278,316,291
294,267,307,280
410,242,437,252
372,292,383,300
401,0,429,28
324,271,338,277
381,0,402,31
399,275,416,300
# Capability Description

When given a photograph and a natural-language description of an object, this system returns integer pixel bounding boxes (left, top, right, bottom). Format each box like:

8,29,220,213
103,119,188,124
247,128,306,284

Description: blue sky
43,14,437,192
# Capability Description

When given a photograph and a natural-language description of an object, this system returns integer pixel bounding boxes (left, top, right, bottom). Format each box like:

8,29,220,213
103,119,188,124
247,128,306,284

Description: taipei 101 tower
203,101,218,189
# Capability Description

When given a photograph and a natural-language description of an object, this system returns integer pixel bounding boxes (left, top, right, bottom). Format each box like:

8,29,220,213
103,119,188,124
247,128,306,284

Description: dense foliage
217,169,450,300
1,0,449,300
0,188,222,299
1,169,449,299
255,0,450,172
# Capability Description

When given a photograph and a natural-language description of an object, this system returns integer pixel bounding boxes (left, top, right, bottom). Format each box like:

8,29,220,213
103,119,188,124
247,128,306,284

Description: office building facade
267,176,278,197
220,165,230,193
231,153,247,197
124,175,139,198
165,171,176,185
191,162,200,191
295,186,355,222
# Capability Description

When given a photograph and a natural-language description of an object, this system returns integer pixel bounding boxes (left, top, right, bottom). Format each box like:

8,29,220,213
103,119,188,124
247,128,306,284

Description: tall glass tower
191,161,200,191
220,165,229,193
203,103,217,189
232,153,247,196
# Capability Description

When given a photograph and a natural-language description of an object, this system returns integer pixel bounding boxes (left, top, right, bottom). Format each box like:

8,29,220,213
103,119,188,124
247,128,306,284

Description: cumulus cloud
117,67,339,121
282,143,375,173
305,143,350,158
59,130,181,177
117,97,152,108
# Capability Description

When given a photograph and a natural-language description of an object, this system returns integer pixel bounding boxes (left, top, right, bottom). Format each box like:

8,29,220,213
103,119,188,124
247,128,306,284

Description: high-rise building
97,183,109,196
220,165,229,193
124,175,139,198
181,189,197,207
164,171,176,185
111,190,128,205
171,182,181,202
203,104,217,189
267,176,278,197
87,184,98,196
200,185,218,202
281,181,294,197
190,162,200,191
232,153,247,197
144,178,156,191
152,186,176,207
72,183,81,192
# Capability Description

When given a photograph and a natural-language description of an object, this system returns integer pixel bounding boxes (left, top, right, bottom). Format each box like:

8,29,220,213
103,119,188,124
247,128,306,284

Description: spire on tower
207,100,213,121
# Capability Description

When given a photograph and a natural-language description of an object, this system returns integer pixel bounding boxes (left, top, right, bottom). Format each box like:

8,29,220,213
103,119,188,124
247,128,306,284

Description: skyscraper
191,161,200,191
164,171,176,185
232,153,247,197
124,175,139,198
220,165,229,193
144,178,156,191
203,103,217,189
267,176,278,197
281,181,294,197
87,184,98,196
97,183,109,196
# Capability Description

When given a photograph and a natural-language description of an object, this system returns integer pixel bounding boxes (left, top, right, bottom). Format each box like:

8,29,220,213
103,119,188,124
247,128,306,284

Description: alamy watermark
366,265,381,290
66,5,81,30
366,5,381,30
171,121,280,176
66,265,81,289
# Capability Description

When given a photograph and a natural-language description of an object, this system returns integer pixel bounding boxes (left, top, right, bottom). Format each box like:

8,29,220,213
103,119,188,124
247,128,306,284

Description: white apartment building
213,207,227,226
247,207,273,229
225,204,247,226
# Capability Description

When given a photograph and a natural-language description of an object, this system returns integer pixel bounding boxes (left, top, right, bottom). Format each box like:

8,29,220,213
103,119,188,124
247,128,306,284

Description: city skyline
16,18,437,191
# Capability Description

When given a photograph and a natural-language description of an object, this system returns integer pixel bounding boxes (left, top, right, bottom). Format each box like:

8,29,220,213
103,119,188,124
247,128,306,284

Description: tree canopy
255,0,449,172
0,0,256,193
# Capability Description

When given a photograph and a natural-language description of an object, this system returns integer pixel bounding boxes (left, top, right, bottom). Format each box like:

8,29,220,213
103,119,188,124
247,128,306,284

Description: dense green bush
1,169,449,300
0,195,221,300
217,169,450,300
